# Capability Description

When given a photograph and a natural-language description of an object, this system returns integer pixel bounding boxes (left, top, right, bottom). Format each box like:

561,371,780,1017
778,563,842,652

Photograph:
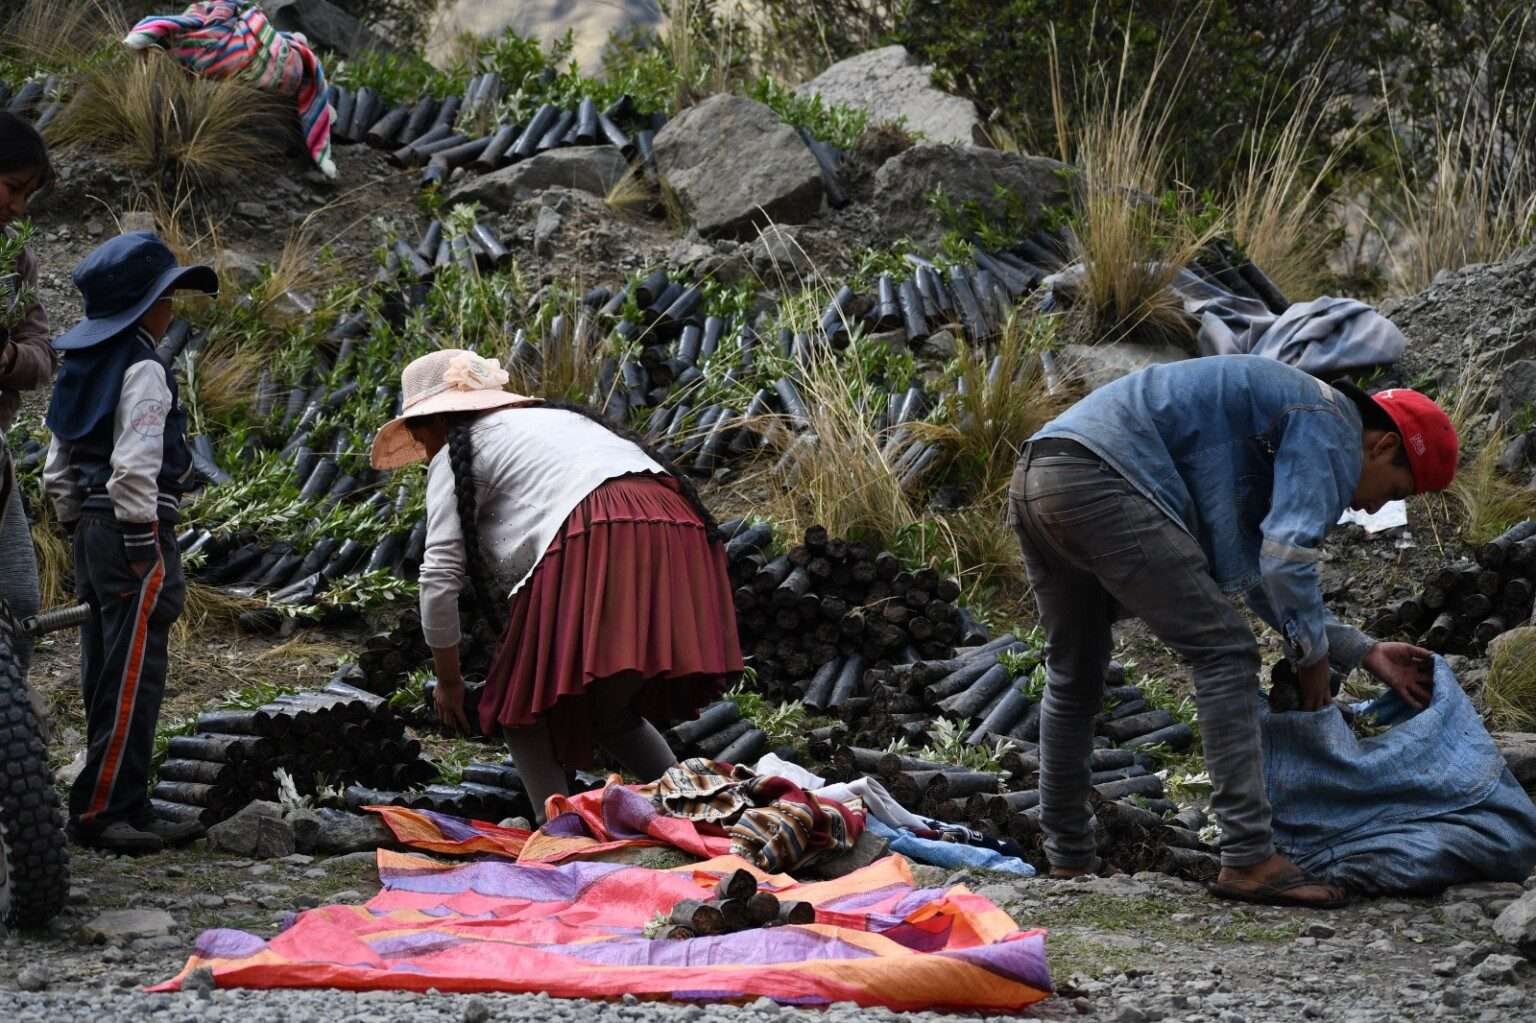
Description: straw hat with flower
370,349,537,470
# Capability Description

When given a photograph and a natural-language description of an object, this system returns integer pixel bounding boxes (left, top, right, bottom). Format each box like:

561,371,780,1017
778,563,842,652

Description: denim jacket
1033,354,1374,670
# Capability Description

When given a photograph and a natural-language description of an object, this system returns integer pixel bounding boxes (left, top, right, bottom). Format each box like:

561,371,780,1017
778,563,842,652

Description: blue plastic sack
1260,656,1536,895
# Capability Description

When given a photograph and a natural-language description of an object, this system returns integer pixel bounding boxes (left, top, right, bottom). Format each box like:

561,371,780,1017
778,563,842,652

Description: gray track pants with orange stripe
68,514,184,834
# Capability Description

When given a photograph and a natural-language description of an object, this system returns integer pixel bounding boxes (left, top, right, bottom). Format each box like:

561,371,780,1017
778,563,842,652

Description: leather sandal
1209,869,1349,909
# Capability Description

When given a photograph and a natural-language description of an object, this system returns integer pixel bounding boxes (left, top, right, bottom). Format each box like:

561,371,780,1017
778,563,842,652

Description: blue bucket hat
53,231,218,351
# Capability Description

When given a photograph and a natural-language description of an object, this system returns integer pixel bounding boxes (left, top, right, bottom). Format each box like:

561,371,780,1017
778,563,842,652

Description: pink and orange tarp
151,850,1052,1011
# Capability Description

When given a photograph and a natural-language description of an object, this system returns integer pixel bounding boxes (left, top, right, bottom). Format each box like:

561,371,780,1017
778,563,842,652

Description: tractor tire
0,602,69,929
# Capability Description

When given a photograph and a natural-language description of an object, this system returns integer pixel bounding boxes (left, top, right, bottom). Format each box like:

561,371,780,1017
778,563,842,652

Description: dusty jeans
1009,443,1272,869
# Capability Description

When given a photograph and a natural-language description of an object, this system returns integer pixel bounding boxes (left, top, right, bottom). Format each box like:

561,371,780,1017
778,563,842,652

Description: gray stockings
0,480,40,674
504,674,678,822
1009,446,1272,870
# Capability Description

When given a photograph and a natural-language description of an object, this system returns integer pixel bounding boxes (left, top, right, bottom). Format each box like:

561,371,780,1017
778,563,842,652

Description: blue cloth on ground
1261,656,1536,894
863,816,1036,877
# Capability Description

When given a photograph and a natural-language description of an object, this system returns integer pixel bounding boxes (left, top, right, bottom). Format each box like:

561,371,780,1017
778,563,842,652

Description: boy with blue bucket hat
42,231,217,854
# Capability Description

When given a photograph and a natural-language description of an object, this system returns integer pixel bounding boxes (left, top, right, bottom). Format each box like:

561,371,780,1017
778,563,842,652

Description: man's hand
1297,657,1333,711
1362,642,1434,710
433,673,472,735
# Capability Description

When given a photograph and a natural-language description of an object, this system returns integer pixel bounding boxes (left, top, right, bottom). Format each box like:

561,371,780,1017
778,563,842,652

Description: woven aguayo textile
371,760,863,876
125,1,335,176
150,853,1052,1010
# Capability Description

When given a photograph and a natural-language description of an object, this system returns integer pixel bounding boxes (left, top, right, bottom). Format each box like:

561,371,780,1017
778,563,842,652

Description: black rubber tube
575,98,599,143
398,95,440,145
475,122,520,170
510,104,559,160
537,109,576,151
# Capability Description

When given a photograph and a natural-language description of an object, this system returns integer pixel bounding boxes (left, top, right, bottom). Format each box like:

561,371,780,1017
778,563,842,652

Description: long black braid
445,419,506,632
440,402,724,632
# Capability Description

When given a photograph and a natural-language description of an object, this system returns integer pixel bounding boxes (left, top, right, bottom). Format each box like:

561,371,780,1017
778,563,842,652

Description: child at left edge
43,231,218,855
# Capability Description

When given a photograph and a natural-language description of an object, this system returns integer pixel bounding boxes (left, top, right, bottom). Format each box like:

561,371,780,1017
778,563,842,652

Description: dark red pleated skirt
479,473,744,766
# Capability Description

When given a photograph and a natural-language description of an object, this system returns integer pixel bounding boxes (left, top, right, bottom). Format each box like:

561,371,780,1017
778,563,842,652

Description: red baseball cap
1371,388,1458,492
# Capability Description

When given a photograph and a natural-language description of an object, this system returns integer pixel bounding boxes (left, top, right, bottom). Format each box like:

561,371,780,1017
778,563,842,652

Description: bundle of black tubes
150,668,438,828
662,869,815,939
717,518,994,702
663,636,1221,880
0,73,69,132
1380,518,1536,654
345,766,604,822
326,73,667,189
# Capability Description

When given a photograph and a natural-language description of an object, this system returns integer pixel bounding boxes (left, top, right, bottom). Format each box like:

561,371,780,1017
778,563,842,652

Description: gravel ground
1,844,1533,1021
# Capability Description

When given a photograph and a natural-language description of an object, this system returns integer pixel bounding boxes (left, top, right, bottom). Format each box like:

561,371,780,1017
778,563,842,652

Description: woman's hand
1362,642,1435,710
430,644,471,734
432,673,472,734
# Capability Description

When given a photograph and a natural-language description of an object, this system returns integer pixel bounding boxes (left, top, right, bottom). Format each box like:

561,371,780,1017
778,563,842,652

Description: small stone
68,885,90,905
1072,998,1093,1015
16,965,49,992
1442,901,1487,927
182,966,216,998
621,993,640,1006
533,207,562,258
1293,936,1317,948
1473,953,1526,985
235,201,267,220
331,890,365,903
280,854,315,866
750,996,780,1013
192,893,225,909
249,864,274,877
164,865,186,878
462,996,491,1023
1302,1005,1325,1019
80,909,176,944
1494,988,1524,1007
1431,959,1457,977
1302,922,1336,939
1441,989,1465,1008
1115,1005,1148,1023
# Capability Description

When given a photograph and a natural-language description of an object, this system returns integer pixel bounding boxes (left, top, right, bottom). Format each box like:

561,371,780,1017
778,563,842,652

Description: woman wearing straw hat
371,349,743,820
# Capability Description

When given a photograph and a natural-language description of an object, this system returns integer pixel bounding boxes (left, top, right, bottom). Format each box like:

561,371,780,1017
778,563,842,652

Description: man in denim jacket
1010,354,1457,907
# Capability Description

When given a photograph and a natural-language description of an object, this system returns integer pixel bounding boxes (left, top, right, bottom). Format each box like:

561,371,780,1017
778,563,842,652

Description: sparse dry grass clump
1375,12,1536,294
757,349,922,545
1227,67,1357,302
50,47,292,194
1484,627,1536,730
912,313,1065,501
1051,28,1220,349
1447,426,1536,547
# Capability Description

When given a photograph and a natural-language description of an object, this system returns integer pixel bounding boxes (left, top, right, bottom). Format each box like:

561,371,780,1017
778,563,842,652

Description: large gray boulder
796,46,983,146
207,800,296,859
653,95,824,241
449,147,631,209
288,807,396,854
1493,887,1536,951
260,0,390,57
872,144,1071,249
1494,731,1536,792
1059,340,1190,391
1381,244,1536,393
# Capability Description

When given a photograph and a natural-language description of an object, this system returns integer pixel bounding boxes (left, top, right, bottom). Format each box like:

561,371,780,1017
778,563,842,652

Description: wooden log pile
150,670,438,828
1381,519,1536,654
720,520,985,702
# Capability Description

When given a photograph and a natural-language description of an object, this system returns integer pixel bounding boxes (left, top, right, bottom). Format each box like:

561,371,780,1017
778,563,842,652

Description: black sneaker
140,817,205,847
75,820,163,855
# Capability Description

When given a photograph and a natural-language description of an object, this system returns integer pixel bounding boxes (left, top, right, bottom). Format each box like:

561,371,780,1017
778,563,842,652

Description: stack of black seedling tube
717,519,982,700
151,668,438,827
1381,518,1536,654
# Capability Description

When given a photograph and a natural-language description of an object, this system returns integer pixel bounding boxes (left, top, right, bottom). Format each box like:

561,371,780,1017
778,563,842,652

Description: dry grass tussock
753,349,922,547
0,0,116,72
1428,375,1536,548
1375,12,1536,295
1483,627,1536,731
50,47,292,194
1226,65,1357,302
1051,26,1222,348
908,313,1066,501
29,498,72,612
